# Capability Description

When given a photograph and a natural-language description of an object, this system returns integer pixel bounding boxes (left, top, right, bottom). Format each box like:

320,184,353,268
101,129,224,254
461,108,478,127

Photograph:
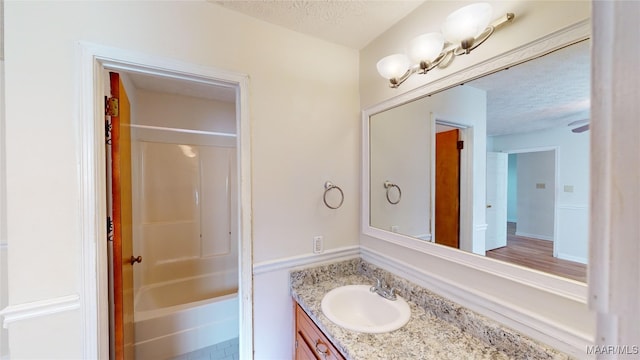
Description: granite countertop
290,258,570,360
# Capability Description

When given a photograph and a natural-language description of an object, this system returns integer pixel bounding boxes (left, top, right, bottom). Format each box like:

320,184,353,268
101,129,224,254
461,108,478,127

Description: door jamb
77,42,253,359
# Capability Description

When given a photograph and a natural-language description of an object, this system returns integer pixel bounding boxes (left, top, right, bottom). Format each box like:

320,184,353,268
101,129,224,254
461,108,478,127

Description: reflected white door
486,152,508,251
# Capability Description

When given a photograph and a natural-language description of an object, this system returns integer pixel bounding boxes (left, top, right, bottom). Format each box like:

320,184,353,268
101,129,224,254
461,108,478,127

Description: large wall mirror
364,23,590,286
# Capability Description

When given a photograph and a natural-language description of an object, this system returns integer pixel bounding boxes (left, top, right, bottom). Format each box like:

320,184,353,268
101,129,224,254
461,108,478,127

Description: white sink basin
320,285,411,333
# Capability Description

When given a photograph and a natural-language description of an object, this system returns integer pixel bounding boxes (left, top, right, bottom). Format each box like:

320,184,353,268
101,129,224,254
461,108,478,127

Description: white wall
0,1,8,353
491,125,590,262
0,55,8,360
360,0,593,356
589,1,640,349
2,1,359,358
135,90,236,133
370,98,431,237
515,151,556,240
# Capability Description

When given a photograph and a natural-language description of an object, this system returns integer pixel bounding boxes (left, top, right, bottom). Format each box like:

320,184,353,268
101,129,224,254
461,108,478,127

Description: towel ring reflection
323,181,344,209
384,181,402,205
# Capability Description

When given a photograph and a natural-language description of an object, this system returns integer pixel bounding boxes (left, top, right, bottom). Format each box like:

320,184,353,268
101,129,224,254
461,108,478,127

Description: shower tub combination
133,270,239,359
129,118,240,359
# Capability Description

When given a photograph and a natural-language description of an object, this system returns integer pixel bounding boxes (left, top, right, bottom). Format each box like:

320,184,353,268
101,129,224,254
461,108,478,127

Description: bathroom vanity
291,258,571,360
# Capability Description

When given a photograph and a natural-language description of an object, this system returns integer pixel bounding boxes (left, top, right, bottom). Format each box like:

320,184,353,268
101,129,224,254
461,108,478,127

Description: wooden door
435,129,460,248
486,152,508,251
109,72,135,360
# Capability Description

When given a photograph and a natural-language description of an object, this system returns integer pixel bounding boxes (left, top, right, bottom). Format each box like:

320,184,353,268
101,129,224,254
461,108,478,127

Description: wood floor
486,222,587,282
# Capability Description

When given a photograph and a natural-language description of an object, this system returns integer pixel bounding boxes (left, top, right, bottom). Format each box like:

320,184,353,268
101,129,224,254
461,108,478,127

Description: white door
486,152,508,251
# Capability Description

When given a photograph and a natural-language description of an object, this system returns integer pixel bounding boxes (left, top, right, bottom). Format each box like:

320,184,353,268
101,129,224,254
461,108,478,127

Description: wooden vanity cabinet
294,303,345,360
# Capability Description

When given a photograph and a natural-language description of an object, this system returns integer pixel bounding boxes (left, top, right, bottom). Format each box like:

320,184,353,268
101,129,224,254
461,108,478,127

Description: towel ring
323,181,344,209
384,181,402,205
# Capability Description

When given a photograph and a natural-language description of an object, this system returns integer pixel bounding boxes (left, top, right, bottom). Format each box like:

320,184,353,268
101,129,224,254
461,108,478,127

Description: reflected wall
369,85,487,253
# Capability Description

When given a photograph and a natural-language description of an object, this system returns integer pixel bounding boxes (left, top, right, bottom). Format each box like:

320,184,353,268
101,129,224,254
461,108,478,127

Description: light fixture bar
454,12,515,55
378,3,516,89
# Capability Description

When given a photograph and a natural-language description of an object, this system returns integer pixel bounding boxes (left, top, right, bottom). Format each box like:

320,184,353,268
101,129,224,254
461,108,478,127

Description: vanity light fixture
376,3,515,88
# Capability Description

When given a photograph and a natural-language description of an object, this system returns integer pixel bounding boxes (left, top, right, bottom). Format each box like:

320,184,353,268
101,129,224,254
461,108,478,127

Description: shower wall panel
136,141,237,287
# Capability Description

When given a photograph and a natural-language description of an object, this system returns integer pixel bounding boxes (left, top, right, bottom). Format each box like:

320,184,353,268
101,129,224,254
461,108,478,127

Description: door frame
431,115,473,253
77,42,253,359
503,146,559,257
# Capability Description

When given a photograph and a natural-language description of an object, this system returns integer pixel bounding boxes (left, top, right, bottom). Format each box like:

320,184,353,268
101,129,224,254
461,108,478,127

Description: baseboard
0,294,80,329
360,246,592,358
557,252,588,265
253,245,360,275
515,231,554,241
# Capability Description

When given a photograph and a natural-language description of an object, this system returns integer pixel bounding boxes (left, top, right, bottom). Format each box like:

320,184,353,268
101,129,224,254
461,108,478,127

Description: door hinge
457,140,464,150
107,216,114,242
105,96,119,117
295,339,298,349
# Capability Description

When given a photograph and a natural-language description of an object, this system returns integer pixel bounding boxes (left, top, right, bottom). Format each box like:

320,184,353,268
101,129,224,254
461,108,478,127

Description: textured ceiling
209,0,426,49
467,40,591,136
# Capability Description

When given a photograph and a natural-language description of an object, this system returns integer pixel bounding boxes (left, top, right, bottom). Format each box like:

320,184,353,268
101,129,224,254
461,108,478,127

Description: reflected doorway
486,149,587,282
434,127,461,248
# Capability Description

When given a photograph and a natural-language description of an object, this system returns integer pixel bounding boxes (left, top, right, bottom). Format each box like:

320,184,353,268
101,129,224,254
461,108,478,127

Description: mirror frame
361,19,590,302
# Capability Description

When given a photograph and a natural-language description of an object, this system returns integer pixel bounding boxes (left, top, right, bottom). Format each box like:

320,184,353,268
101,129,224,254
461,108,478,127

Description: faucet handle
387,287,397,300
370,277,380,292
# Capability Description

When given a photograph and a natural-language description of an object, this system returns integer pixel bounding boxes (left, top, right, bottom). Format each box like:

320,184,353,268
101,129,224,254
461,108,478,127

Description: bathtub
133,271,239,360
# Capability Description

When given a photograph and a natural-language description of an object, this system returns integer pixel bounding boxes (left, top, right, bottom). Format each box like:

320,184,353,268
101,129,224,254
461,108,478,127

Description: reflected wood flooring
486,222,587,282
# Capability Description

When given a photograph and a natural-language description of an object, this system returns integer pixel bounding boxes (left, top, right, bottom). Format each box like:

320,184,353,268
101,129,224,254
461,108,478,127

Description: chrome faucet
370,277,397,301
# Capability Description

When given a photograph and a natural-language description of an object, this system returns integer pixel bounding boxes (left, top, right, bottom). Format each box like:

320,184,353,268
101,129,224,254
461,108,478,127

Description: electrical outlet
313,236,324,254
391,225,399,233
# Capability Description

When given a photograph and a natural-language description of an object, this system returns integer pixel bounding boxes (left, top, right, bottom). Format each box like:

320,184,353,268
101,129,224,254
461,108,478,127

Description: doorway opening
106,70,243,359
432,119,471,252
486,148,586,281
508,150,556,244
78,45,252,360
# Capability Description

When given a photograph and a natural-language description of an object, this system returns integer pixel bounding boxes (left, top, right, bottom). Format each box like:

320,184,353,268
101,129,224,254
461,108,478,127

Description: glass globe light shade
376,54,411,80
442,2,493,44
408,32,445,63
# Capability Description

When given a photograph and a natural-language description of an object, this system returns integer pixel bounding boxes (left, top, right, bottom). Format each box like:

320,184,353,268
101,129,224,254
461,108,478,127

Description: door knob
130,256,142,265
486,204,492,208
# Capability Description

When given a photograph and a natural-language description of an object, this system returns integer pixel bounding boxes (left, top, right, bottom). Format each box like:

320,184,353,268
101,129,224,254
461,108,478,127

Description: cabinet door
295,332,317,360
295,304,345,360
